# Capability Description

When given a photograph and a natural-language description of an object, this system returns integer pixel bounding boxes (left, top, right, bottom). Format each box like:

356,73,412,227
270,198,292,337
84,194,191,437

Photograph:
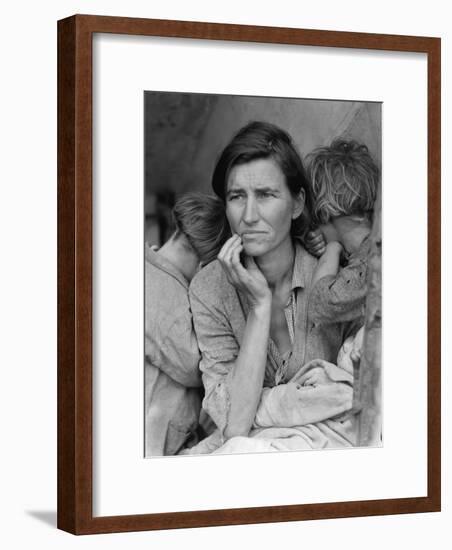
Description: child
145,193,229,456
306,138,379,330
249,139,379,433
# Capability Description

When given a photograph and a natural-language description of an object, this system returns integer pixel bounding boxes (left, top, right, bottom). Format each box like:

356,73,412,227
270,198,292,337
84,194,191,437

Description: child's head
306,139,379,226
172,192,230,266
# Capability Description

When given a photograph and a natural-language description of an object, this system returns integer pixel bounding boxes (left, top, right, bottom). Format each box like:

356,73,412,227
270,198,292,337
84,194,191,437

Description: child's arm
311,241,343,287
309,251,368,324
308,225,369,325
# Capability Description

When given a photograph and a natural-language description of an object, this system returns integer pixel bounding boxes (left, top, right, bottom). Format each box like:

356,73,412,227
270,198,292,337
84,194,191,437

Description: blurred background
144,91,381,245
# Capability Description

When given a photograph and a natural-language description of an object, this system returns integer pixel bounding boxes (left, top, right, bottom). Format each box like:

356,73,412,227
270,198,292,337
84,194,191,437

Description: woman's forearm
254,382,353,428
224,300,271,439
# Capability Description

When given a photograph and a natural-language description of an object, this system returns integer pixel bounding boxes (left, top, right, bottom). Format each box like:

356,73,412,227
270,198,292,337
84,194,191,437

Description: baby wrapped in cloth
185,328,362,455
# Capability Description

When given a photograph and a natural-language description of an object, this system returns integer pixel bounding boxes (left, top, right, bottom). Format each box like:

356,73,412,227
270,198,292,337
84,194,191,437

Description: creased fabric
189,241,351,438
187,241,358,454
184,332,360,455
145,246,202,456
308,236,370,325
254,359,353,428
145,247,201,388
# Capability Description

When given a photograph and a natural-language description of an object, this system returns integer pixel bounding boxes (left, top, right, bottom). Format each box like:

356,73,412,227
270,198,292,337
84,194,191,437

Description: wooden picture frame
58,14,441,535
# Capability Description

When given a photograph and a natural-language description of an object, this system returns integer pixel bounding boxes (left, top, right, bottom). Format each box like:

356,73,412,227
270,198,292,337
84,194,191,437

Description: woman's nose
243,197,259,224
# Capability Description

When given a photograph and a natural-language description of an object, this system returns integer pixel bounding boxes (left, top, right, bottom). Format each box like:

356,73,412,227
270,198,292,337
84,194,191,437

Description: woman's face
225,157,304,258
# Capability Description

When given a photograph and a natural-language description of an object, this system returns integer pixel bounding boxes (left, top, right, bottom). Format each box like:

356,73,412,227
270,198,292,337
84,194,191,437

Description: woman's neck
255,236,295,290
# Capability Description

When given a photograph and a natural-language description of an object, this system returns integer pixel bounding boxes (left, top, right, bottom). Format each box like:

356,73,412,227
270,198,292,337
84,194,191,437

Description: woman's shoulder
293,238,318,278
190,259,228,290
189,259,233,301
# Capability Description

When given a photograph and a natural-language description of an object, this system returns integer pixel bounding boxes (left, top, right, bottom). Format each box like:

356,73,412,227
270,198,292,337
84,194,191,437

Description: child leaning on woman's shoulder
251,139,380,431
305,138,379,367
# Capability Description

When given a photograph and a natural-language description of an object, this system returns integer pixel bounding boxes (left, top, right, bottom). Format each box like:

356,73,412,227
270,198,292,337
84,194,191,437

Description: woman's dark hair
212,121,312,238
172,192,230,265
306,138,379,225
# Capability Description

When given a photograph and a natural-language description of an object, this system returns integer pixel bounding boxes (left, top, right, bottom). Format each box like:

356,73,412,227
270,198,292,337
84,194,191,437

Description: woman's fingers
219,240,270,304
244,254,259,272
218,234,241,263
230,243,245,271
225,236,243,269
219,235,244,286
218,235,241,271
229,243,247,285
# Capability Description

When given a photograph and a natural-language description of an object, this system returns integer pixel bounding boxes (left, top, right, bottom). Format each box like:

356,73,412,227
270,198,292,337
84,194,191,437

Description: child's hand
305,229,326,257
296,365,333,388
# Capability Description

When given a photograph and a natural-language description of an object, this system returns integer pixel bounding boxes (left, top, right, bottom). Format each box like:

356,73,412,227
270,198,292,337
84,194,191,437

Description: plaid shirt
267,256,304,386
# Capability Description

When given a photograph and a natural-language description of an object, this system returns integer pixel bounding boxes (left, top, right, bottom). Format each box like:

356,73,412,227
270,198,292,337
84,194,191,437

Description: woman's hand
217,234,272,438
218,234,271,309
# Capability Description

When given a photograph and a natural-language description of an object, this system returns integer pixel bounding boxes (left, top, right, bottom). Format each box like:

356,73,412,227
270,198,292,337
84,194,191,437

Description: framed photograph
58,14,441,534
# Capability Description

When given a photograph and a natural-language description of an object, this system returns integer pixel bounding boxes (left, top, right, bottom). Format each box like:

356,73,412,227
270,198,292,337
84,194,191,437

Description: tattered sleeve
189,282,239,436
308,261,368,324
145,288,201,388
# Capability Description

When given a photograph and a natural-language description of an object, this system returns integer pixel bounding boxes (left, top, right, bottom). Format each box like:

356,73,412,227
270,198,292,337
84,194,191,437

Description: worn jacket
145,246,202,456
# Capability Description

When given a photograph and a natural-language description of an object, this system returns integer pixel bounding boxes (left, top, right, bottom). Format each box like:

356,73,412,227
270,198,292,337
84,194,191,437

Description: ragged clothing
182,341,357,455
308,236,371,326
253,358,353,428
188,240,356,444
145,246,202,456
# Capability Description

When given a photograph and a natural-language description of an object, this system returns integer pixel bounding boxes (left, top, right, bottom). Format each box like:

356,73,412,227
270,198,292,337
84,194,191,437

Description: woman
145,192,229,456
188,122,356,453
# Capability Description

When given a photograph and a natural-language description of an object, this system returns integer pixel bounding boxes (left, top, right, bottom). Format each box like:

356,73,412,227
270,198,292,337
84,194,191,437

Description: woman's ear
292,188,305,219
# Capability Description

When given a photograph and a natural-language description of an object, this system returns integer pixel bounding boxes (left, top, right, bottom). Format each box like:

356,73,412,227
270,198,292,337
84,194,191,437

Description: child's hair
306,139,379,225
172,192,230,265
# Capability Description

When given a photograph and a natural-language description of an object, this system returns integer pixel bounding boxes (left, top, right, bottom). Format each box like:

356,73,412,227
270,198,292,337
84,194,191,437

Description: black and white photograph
1,0,446,542
144,91,382,457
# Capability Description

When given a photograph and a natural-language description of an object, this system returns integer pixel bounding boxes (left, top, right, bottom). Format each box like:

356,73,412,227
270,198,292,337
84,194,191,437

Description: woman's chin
243,243,267,257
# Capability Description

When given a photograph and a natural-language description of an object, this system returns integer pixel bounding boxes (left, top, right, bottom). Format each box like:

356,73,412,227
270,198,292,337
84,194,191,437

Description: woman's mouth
241,231,266,238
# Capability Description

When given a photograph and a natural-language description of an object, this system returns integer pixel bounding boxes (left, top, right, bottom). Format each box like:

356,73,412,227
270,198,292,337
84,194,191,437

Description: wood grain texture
427,38,441,511
57,14,94,534
57,14,441,535
57,16,77,534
